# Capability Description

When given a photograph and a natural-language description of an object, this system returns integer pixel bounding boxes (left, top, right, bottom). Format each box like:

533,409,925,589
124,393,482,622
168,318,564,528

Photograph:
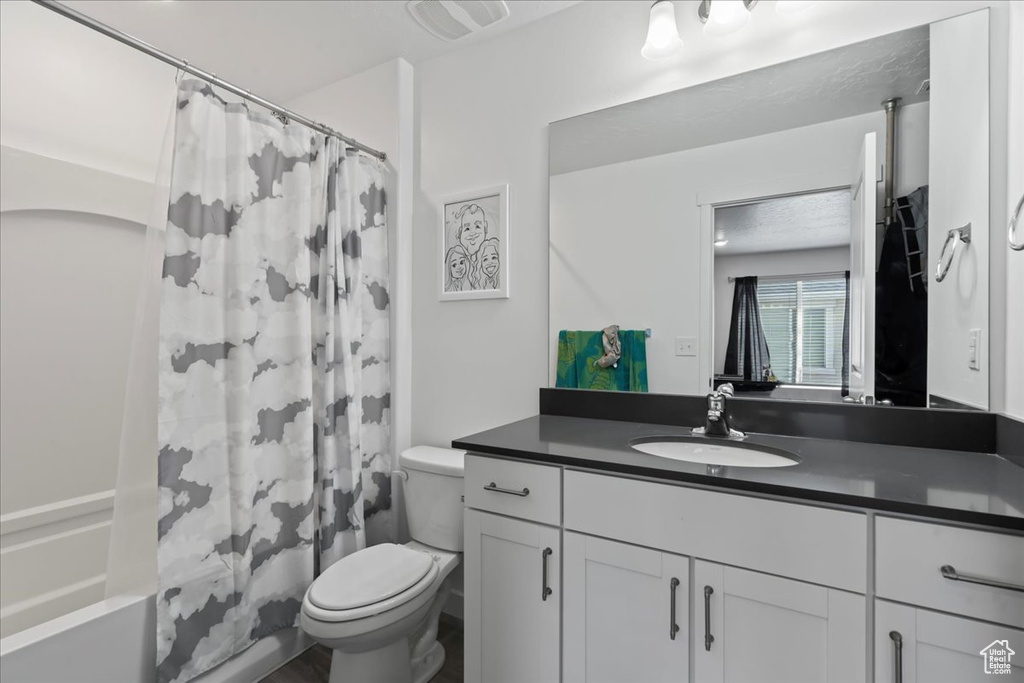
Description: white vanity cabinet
464,510,561,683
464,453,1019,683
562,532,689,683
874,600,1024,682
874,517,1024,683
694,560,866,683
463,456,562,683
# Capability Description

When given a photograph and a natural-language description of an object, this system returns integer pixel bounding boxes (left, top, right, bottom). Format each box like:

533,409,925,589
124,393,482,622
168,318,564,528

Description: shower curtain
157,80,391,683
724,276,771,381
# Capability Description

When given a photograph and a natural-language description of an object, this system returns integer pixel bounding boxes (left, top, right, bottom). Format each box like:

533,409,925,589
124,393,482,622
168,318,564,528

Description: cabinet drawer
564,470,867,592
465,454,561,525
876,517,1024,628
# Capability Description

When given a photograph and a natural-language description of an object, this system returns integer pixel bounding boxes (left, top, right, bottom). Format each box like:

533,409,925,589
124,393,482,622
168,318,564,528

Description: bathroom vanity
455,401,1024,683
467,4,1024,681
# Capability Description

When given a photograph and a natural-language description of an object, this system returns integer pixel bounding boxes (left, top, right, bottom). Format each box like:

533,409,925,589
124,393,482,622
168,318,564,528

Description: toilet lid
308,544,435,611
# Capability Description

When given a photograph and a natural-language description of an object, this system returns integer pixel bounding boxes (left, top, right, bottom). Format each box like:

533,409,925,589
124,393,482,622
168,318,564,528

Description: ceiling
550,24,930,176
62,0,580,100
714,189,852,256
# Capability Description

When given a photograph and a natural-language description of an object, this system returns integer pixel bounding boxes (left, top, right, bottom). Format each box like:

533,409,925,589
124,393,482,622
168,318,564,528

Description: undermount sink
629,436,800,468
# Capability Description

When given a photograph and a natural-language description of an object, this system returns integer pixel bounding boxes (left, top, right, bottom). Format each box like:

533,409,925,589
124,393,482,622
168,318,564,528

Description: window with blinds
757,276,847,386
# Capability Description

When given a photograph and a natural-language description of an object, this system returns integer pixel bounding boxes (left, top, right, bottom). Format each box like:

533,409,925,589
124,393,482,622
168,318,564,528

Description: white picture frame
439,184,509,301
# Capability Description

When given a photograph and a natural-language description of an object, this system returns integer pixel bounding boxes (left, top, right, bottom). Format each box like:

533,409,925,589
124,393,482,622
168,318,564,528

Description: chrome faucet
692,383,745,439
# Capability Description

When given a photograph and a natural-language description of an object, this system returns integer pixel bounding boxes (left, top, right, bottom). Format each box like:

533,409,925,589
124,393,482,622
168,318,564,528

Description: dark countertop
453,415,1024,532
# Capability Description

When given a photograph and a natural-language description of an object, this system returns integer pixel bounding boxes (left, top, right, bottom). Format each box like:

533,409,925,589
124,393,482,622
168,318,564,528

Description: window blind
756,276,847,386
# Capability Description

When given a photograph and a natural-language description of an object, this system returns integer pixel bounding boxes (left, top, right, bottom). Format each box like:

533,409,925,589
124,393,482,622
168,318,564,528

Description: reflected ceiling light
699,0,755,37
775,1,813,14
642,0,684,60
714,230,729,247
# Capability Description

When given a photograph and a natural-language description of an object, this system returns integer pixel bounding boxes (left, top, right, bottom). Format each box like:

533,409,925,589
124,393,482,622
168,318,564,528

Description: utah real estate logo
980,640,1015,675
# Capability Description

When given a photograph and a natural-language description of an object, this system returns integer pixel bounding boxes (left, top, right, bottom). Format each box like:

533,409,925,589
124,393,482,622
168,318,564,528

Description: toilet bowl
300,446,465,683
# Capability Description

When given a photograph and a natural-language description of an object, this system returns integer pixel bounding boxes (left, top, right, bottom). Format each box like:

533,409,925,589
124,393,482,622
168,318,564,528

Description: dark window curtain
842,270,851,396
724,276,771,381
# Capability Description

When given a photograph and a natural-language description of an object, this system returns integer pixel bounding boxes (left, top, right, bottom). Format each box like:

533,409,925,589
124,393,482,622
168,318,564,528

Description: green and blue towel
556,329,649,392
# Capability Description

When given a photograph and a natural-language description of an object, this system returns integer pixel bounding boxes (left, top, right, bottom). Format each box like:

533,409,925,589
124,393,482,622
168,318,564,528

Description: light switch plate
675,337,697,357
968,328,981,370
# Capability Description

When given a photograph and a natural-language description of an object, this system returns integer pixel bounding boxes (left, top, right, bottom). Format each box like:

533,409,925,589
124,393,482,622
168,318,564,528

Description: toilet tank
399,446,465,552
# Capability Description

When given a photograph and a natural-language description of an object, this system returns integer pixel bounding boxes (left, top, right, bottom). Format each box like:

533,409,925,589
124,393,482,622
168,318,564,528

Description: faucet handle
717,382,735,397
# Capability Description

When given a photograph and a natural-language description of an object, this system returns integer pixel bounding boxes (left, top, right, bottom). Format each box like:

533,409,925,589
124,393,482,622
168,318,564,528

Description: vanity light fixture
642,0,684,60
714,230,729,247
699,0,756,38
775,1,813,14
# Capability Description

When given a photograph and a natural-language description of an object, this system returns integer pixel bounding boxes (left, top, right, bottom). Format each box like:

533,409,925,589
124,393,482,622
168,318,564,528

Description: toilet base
411,642,445,683
329,638,411,683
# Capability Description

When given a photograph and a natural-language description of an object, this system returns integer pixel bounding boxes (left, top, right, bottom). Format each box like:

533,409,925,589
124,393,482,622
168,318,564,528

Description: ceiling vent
406,1,510,42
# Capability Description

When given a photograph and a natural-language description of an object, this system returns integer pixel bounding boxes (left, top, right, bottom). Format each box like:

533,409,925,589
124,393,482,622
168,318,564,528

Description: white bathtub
0,593,311,683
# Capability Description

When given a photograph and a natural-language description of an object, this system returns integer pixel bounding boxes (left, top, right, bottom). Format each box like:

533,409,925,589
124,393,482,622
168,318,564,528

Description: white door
464,509,560,683
876,599,1024,682
562,532,689,683
849,131,878,401
694,560,865,683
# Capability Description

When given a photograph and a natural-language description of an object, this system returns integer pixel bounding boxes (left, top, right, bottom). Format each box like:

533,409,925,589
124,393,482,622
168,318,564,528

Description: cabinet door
464,509,560,683
562,532,689,683
694,560,865,683
876,599,1024,682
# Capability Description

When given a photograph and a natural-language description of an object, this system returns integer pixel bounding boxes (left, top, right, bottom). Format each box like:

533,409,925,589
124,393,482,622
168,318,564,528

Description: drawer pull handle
669,578,680,640
889,631,903,683
484,482,530,497
940,564,1024,593
541,547,553,601
703,585,715,651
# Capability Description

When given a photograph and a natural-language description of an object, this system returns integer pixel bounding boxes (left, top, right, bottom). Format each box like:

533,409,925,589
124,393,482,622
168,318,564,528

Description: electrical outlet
675,337,697,357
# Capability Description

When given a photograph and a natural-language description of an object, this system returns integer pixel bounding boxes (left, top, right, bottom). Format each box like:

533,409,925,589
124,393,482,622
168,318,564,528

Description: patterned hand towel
556,329,648,392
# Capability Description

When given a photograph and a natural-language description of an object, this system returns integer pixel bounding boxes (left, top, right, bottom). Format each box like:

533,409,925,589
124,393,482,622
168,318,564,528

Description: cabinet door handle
484,482,530,497
889,631,903,683
669,578,680,640
940,564,1024,593
541,547,553,601
703,585,715,651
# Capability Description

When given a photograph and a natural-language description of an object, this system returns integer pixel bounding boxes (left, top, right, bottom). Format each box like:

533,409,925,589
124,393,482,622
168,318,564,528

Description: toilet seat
303,545,440,624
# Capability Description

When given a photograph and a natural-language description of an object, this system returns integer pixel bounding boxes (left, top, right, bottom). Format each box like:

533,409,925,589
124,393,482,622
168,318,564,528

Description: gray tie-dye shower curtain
156,80,391,683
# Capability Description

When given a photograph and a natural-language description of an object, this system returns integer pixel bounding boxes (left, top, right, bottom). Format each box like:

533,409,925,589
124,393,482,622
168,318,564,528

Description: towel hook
935,223,971,283
1010,193,1024,251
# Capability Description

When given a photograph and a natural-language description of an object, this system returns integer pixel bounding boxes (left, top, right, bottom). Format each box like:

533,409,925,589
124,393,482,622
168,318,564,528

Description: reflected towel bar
935,223,971,282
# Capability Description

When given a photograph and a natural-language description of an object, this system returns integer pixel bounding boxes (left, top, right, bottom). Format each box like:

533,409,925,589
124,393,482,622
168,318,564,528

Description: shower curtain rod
727,271,845,282
32,0,387,161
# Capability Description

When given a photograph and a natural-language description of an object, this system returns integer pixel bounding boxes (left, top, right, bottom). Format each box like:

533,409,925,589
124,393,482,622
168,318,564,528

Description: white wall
413,0,1001,448
548,107,924,396
714,247,851,374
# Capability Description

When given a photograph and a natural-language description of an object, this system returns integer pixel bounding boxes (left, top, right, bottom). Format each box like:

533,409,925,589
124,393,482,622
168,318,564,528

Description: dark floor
261,615,464,683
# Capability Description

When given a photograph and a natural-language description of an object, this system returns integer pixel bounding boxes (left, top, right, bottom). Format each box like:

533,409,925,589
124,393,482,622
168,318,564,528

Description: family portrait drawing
441,186,508,300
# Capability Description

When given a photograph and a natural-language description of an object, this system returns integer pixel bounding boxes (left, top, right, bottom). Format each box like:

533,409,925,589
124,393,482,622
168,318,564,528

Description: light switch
968,328,981,371
675,337,697,357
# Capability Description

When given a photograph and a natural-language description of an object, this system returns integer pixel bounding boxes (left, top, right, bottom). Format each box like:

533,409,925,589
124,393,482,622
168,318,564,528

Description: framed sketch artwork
439,184,509,301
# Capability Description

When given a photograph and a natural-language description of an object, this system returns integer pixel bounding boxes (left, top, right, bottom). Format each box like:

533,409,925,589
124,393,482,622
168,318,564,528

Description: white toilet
300,446,465,683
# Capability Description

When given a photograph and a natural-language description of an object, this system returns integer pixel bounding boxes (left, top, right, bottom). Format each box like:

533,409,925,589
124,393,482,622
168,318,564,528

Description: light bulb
703,0,751,37
714,230,729,247
642,1,684,60
775,1,812,14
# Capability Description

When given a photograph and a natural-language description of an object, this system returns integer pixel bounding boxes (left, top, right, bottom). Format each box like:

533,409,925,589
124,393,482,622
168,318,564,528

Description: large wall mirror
549,9,995,411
